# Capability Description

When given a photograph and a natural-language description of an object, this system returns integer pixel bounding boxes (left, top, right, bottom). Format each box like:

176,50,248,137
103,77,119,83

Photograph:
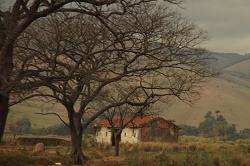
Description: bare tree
92,69,161,156
0,0,183,144
12,2,214,164
93,69,162,156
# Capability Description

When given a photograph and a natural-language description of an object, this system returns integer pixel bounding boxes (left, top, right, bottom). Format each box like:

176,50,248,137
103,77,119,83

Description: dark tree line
179,111,250,140
8,117,70,136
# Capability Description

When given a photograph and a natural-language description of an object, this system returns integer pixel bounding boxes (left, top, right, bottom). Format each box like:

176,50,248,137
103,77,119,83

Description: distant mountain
210,52,250,70
161,52,250,130
219,53,250,89
224,59,250,83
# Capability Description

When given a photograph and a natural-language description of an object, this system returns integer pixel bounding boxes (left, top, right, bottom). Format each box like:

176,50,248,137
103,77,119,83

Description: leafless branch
35,112,70,128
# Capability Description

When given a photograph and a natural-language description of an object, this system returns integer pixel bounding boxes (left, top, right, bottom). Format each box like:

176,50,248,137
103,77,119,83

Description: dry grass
1,136,250,165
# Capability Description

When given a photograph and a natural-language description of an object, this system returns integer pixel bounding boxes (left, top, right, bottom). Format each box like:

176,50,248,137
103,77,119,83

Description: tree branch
34,112,70,128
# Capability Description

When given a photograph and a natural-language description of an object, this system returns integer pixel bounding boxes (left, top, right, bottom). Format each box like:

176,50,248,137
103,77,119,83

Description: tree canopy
0,1,184,147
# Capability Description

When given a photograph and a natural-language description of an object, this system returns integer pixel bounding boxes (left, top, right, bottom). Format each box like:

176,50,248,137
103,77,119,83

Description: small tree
199,111,238,140
9,117,32,139
101,104,152,156
239,128,250,139
199,111,216,137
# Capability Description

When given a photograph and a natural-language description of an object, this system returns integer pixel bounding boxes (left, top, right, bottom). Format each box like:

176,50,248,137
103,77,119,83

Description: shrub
188,144,197,152
213,157,220,166
231,156,243,166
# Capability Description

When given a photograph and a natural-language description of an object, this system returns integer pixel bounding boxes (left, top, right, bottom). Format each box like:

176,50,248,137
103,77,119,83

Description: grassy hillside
161,77,250,130
225,59,250,74
7,78,250,131
7,103,68,131
211,52,250,69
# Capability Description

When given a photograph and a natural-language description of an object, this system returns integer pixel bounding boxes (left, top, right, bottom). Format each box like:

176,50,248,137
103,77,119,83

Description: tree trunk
70,129,86,165
68,111,87,165
0,44,13,143
114,133,120,156
0,95,9,143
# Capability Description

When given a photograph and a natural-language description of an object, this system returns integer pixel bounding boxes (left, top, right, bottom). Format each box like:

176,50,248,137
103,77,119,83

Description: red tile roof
94,116,165,128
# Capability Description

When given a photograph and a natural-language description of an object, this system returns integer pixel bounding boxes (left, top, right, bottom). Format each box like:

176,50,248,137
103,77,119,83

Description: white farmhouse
93,116,180,144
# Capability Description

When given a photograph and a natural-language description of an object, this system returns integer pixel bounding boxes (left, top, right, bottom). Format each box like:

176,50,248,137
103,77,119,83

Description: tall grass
1,135,249,165
117,136,250,166
0,151,36,166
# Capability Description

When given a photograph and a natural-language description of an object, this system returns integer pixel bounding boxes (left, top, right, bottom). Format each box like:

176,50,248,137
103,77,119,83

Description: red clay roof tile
94,116,163,128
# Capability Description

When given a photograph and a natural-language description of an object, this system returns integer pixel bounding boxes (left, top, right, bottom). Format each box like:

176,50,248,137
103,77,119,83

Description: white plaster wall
95,127,112,143
95,127,141,144
121,128,140,144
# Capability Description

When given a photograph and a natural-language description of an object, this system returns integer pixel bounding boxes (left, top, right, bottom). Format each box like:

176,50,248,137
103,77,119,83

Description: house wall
95,127,140,144
95,126,112,143
140,119,179,142
121,128,140,144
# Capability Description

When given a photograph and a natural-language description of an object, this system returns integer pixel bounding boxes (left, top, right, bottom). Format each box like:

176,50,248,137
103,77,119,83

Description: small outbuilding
94,116,180,144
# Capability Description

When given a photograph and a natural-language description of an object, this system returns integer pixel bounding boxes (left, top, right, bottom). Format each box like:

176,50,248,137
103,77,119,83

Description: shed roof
94,116,179,128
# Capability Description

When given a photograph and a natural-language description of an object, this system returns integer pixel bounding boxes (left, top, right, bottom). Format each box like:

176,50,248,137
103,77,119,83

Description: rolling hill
161,52,250,130
8,104,68,130
7,52,250,131
225,58,250,74
160,77,250,130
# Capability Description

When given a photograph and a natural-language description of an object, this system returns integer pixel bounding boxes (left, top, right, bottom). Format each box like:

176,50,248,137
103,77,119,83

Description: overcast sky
2,0,249,54
177,0,250,54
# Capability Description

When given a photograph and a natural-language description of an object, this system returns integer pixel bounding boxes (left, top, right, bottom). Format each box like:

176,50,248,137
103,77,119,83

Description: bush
213,157,220,166
231,156,243,166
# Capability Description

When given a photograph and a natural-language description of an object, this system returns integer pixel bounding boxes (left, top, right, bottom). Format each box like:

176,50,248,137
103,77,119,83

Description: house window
133,132,136,137
124,133,126,137
96,132,98,136
106,132,108,136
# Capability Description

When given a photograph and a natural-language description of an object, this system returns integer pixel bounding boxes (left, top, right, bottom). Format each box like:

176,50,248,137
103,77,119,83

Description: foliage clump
179,110,250,141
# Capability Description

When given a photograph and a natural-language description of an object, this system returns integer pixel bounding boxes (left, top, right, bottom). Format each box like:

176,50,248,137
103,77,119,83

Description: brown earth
85,150,126,166
0,146,126,166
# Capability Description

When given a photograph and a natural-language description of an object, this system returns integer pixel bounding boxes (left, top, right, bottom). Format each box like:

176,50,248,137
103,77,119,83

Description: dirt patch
0,146,126,165
86,150,126,166
0,147,15,153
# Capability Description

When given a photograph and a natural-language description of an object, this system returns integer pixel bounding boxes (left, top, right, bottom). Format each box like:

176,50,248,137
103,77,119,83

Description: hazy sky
2,0,249,54
177,0,250,54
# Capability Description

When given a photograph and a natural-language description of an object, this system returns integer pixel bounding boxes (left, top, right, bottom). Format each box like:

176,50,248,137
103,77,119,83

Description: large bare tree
0,0,183,144
12,2,213,164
